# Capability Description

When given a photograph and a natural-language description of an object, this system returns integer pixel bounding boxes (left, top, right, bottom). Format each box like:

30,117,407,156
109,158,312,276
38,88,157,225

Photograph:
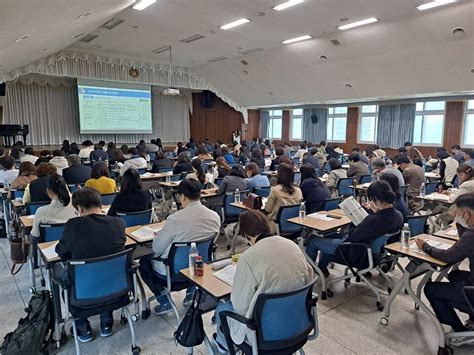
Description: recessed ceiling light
132,0,157,11
340,17,349,22
338,17,378,30
273,0,304,11
281,35,312,44
451,27,465,36
15,35,30,43
417,0,457,11
220,18,250,30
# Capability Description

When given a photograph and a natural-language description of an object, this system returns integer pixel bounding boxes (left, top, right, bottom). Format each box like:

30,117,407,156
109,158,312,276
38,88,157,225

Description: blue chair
25,201,50,215
358,175,372,184
39,223,65,242
276,204,302,239
145,234,217,325
425,182,437,195
148,152,157,161
101,192,118,205
406,214,429,236
215,178,224,186
170,174,181,182
220,280,318,355
10,189,24,200
452,175,460,188
156,167,174,173
254,186,271,198
59,249,140,354
322,197,341,211
68,184,84,193
14,161,21,169
137,168,147,175
336,177,354,197
117,209,153,227
222,190,249,252
323,162,332,173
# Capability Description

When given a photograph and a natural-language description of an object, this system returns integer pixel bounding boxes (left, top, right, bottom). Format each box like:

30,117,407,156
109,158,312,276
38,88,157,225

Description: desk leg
136,274,150,319
231,222,239,255
46,268,64,348
28,237,36,292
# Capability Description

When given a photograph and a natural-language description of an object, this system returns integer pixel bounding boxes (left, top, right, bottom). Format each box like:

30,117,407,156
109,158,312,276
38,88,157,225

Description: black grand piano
0,125,29,147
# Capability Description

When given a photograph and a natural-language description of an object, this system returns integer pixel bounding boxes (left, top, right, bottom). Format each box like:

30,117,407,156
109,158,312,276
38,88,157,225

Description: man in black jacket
416,193,474,345
56,187,126,342
62,154,92,185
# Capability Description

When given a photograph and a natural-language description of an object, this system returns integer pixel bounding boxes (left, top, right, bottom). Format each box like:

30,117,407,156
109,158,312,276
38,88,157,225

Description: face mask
455,212,470,228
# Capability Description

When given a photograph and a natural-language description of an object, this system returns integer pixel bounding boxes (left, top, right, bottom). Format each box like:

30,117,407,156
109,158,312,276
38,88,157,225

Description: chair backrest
157,167,174,173
137,168,147,175
68,184,84,193
452,175,460,188
101,192,118,205
321,197,341,211
14,161,21,169
68,249,134,308
253,280,316,351
336,177,354,197
39,223,66,242
26,201,50,215
170,174,181,182
148,152,157,161
117,209,153,227
167,234,216,281
276,204,303,237
10,189,25,200
425,182,437,195
323,162,331,173
254,186,271,198
358,175,372,184
406,214,429,236
223,190,249,219
215,178,224,186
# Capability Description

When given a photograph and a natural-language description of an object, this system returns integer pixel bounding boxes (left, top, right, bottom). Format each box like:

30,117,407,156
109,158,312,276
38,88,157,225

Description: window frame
327,107,347,143
267,109,283,140
413,101,446,146
358,105,378,144
462,99,474,148
290,108,303,140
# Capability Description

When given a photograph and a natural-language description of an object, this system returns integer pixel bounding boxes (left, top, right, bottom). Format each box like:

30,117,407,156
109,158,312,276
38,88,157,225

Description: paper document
26,215,34,219
338,196,368,226
425,193,450,201
42,244,58,260
130,226,162,242
262,197,268,208
307,213,333,221
213,265,237,286
426,241,452,250
361,183,371,188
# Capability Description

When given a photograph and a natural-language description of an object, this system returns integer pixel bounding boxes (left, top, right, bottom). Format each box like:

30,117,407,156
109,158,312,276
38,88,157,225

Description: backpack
0,290,54,355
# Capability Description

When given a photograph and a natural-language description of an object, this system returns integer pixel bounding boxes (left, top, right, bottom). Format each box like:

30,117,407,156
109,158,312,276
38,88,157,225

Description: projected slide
77,79,152,134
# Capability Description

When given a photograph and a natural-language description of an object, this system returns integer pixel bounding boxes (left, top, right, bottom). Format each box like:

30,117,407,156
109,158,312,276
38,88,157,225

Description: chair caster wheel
387,287,392,294
437,346,453,355
132,345,141,355
131,314,139,322
414,303,420,310
120,315,128,325
29,287,36,294
321,291,327,300
376,302,384,312
327,289,334,298
40,279,46,287
142,309,151,320
380,317,389,325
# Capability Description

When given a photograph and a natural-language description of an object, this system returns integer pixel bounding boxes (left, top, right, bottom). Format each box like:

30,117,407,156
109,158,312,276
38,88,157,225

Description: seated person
216,156,231,178
31,174,77,238
448,164,474,202
56,188,126,342
216,165,248,198
352,146,370,165
371,158,405,188
346,153,370,182
245,162,269,191
62,154,92,185
416,193,474,343
107,169,152,216
151,151,172,172
326,158,347,194
197,146,213,161
20,147,38,164
10,162,37,191
173,151,193,175
35,150,52,166
265,163,303,232
23,163,57,203
302,151,319,171
437,150,459,184
270,146,284,171
221,146,235,164
49,150,69,176
139,179,220,315
300,164,330,214
186,158,214,187
85,162,116,195
306,180,403,276
119,147,147,176
213,209,314,352
0,156,19,187
90,144,109,162
378,173,408,221
78,140,94,160
396,154,425,211
250,148,265,168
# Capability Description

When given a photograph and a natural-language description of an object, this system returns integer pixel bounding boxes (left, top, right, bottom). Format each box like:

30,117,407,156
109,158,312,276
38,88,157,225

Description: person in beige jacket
213,210,314,353
448,164,474,203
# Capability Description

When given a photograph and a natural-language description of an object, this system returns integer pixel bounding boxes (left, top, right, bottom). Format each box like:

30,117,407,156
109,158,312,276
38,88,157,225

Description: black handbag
174,292,205,347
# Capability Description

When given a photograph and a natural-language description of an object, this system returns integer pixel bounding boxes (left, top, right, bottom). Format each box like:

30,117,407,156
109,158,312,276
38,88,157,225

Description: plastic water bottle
420,183,426,197
400,223,411,249
299,202,306,221
234,188,240,203
189,242,199,276
171,201,177,214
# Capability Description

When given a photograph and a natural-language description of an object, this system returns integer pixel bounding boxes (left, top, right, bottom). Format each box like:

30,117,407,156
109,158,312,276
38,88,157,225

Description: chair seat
69,294,130,319
237,338,308,355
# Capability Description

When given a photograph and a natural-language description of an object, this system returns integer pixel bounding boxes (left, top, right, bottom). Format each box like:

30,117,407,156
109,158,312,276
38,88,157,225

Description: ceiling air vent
152,45,171,54
180,34,205,43
239,48,263,55
79,34,99,43
329,38,342,46
101,18,125,30
208,56,228,62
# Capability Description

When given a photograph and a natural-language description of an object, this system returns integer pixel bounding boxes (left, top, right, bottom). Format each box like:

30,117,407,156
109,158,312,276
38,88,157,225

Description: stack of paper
130,226,162,242
213,265,237,286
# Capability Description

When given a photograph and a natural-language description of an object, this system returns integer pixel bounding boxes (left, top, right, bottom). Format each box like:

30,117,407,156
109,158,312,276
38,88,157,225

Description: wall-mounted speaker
0,83,5,96
311,114,318,124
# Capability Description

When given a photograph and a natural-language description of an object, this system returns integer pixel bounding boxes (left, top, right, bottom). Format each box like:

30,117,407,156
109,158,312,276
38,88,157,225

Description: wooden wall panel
246,109,261,140
443,101,464,152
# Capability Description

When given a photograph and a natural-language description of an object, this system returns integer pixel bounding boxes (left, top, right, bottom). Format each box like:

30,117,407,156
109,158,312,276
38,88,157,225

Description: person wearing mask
463,149,474,167
245,162,270,191
90,144,109,163
216,156,231,178
186,158,214,188
448,164,474,203
212,209,314,352
416,193,474,344
10,162,37,191
371,158,405,188
119,147,147,176
139,179,220,315
31,174,77,238
62,154,92,185
270,147,284,171
151,151,172,172
347,153,370,182
79,141,94,160
326,158,347,195
85,162,117,194
49,150,69,176
451,145,465,164
197,146,213,161
300,164,330,214
437,150,459,183
61,140,70,156
396,155,425,211
173,151,193,175
55,187,126,342
216,165,248,198
352,146,370,165
250,148,265,169
23,163,57,203
378,173,408,221
20,147,38,164
265,163,303,232
306,180,404,276
0,156,19,187
107,169,152,216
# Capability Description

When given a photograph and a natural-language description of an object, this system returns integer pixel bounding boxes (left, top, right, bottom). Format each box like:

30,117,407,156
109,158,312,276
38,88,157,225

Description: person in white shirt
213,209,314,353
0,156,19,187
20,147,38,164
78,140,94,160
139,179,221,315
293,142,308,161
49,150,69,176
31,174,77,237
119,147,147,176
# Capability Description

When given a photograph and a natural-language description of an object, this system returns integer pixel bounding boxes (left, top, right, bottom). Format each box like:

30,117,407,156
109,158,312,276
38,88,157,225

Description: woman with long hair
85,161,116,194
300,164,330,214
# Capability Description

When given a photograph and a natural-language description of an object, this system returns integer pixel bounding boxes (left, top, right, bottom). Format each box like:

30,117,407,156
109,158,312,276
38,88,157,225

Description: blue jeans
306,234,345,269
214,301,235,350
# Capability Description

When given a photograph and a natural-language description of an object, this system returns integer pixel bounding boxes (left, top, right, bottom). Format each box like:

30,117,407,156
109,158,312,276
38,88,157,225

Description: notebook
41,244,58,260
338,196,368,226
213,265,237,286
130,226,163,242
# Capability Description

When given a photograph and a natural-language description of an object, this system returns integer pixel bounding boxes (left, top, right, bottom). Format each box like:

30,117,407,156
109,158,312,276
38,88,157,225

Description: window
268,110,283,139
327,107,347,142
291,108,303,140
413,101,445,145
463,100,474,146
359,105,378,143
